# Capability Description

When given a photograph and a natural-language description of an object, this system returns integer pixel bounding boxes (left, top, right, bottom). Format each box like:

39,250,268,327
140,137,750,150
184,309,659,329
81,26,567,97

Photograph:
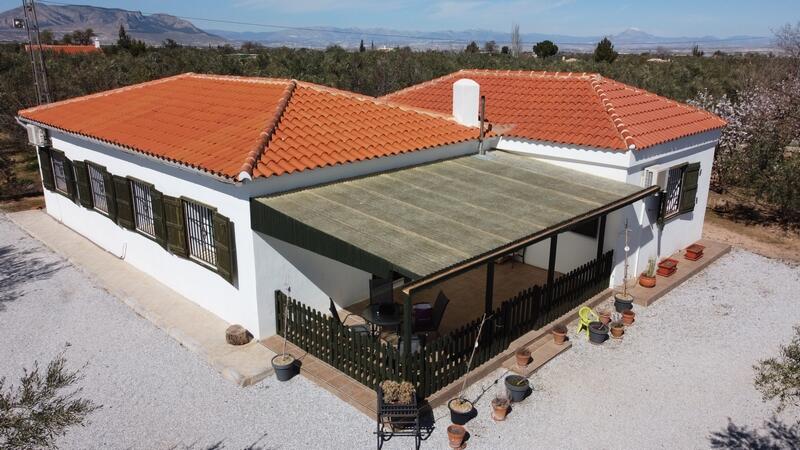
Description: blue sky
4,0,797,36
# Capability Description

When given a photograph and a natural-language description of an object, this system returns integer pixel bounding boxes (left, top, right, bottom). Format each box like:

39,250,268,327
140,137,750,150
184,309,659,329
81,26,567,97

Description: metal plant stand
375,385,421,450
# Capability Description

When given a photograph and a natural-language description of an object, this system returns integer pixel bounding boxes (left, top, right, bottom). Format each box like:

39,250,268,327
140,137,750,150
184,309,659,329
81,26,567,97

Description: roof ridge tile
589,75,636,150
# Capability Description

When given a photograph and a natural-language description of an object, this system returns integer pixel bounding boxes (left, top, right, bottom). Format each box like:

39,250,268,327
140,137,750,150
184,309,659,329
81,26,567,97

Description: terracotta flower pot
551,324,567,345
610,322,624,339
447,424,466,448
599,310,611,325
491,398,510,421
515,348,531,367
639,274,656,288
622,310,635,326
685,243,705,261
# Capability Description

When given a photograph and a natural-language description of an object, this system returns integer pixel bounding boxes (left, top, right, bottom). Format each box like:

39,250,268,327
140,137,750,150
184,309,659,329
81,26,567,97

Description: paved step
503,339,572,377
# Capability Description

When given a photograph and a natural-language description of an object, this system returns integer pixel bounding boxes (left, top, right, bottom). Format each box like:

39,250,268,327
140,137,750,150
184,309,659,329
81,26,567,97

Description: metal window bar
87,165,108,213
184,201,217,266
664,166,683,216
131,180,155,236
51,154,68,193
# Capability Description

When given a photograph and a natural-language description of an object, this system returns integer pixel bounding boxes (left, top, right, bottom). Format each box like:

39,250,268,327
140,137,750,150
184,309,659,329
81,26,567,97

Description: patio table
360,303,402,335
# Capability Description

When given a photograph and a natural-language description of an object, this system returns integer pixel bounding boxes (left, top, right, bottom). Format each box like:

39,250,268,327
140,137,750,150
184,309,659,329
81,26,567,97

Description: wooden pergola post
547,234,558,288
402,291,413,356
596,215,607,261
484,261,495,315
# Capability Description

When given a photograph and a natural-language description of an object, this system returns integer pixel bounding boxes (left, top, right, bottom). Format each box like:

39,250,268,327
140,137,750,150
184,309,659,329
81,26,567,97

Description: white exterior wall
35,127,480,338
497,130,720,287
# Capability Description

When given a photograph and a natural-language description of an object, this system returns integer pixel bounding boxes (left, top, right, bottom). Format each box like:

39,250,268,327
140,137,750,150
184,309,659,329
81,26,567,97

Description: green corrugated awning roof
251,151,655,282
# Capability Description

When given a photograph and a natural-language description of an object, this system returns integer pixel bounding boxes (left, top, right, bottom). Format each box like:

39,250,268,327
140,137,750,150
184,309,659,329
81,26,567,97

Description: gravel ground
2,210,799,449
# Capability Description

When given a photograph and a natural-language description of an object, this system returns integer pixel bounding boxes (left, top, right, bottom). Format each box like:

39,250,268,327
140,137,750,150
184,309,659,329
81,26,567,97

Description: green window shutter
102,168,117,221
113,175,135,230
72,161,93,209
679,162,701,214
163,196,188,256
37,147,55,191
212,211,235,283
62,157,79,202
150,187,168,249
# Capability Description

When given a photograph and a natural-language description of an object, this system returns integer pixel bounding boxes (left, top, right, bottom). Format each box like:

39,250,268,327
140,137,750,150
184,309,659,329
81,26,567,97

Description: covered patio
252,151,658,359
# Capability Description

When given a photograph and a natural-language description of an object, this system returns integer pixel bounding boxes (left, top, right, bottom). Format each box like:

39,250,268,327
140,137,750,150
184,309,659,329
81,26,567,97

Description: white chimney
452,79,480,127
93,37,101,49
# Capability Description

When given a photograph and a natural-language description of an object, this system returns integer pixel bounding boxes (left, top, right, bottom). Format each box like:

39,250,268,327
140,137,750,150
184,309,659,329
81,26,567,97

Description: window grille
131,180,155,236
664,165,684,217
183,200,217,266
87,165,108,213
52,153,68,193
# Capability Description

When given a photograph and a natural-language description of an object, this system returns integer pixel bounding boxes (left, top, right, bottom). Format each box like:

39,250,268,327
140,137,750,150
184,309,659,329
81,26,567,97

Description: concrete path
7,209,274,387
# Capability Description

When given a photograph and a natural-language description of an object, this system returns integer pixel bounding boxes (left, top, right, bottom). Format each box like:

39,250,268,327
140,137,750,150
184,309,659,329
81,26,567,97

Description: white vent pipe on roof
453,79,480,127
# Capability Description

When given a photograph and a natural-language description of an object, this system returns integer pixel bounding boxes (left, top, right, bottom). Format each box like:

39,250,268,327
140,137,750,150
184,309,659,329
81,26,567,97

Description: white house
17,70,725,343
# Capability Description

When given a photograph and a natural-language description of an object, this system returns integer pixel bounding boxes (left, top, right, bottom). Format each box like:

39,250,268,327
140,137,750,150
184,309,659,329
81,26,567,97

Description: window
663,165,685,218
130,180,156,236
51,152,69,193
183,200,217,266
87,164,108,213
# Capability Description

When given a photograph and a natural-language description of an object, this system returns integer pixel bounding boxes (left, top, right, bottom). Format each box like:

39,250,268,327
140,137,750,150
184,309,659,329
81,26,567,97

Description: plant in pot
504,375,530,403
447,424,466,448
588,321,609,345
515,347,531,368
622,309,636,326
639,257,657,288
272,292,298,381
378,380,417,429
491,392,510,421
551,324,567,345
448,314,487,425
610,321,624,339
614,221,635,312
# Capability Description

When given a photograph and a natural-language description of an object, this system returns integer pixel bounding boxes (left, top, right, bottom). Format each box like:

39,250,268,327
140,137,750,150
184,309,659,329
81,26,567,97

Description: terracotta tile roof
18,73,478,180
381,69,726,151
25,44,101,54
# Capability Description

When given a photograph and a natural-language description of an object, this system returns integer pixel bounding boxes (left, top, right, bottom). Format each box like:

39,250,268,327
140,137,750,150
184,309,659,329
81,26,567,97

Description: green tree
692,45,704,57
162,38,181,49
71,28,95,45
594,37,618,63
465,41,479,53
501,45,509,54
60,33,73,45
533,40,558,58
39,29,54,45
754,325,800,411
0,353,99,449
359,39,365,53
483,40,497,54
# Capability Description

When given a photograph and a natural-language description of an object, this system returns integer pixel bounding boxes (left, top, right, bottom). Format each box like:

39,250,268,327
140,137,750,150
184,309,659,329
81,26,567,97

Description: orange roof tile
18,73,478,180
381,69,726,151
25,44,101,54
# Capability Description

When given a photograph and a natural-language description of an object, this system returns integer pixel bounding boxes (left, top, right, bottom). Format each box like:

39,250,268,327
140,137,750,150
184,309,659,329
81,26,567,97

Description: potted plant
610,321,624,339
657,258,678,277
491,393,510,421
622,309,636,326
598,309,612,325
551,324,567,345
588,321,608,344
448,314,488,425
447,424,466,448
515,347,531,368
504,375,530,402
272,293,298,381
639,257,657,288
378,380,417,429
614,220,635,312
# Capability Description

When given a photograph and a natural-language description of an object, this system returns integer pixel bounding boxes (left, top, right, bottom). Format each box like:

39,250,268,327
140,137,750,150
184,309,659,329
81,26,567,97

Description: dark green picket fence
275,250,613,399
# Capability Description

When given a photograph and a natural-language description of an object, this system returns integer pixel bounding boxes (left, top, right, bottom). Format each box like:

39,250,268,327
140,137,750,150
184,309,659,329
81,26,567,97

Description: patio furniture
577,306,599,337
413,291,449,336
360,303,403,335
329,299,371,336
375,383,421,450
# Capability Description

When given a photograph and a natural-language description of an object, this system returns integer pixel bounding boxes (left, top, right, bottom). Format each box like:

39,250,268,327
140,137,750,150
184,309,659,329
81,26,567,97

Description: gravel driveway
2,210,799,449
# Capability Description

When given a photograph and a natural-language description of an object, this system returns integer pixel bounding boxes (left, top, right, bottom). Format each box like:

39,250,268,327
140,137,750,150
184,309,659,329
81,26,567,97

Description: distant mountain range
0,4,774,52
0,4,226,46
